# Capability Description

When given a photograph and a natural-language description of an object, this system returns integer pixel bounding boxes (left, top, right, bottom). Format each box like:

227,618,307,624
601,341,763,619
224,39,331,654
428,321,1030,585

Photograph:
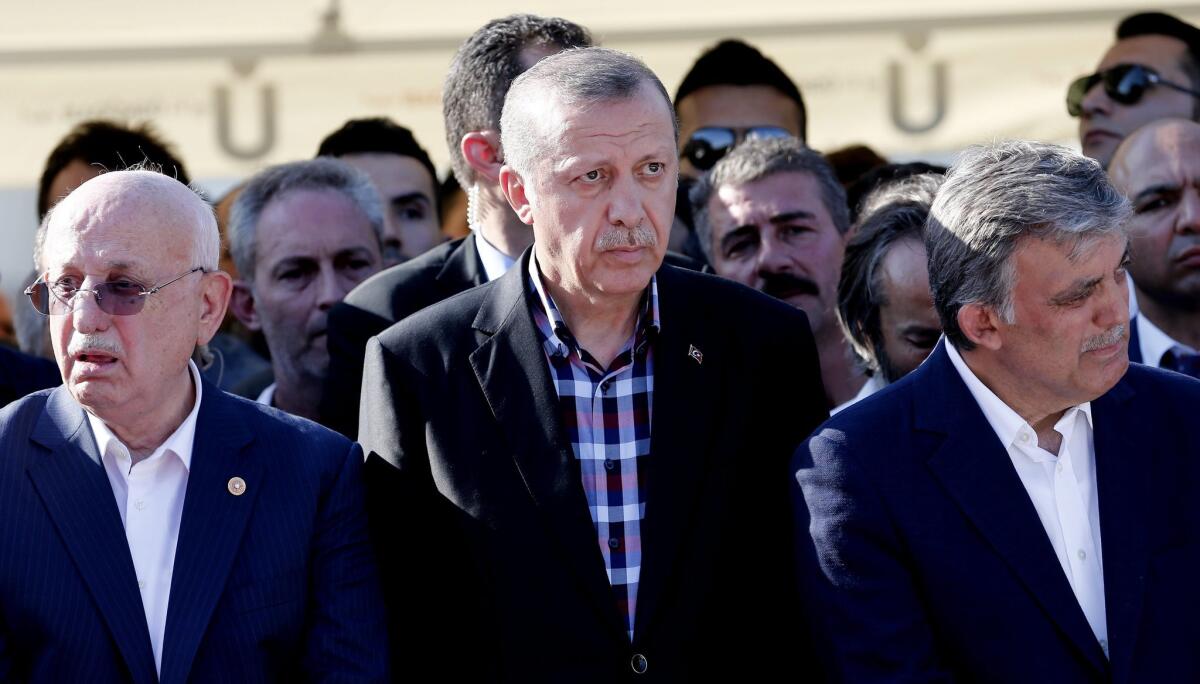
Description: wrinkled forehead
44,175,198,273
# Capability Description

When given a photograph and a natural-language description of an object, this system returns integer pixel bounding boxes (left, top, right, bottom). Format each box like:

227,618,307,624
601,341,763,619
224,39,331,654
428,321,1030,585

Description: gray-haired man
228,158,383,421
690,136,862,407
796,140,1200,681
360,46,828,681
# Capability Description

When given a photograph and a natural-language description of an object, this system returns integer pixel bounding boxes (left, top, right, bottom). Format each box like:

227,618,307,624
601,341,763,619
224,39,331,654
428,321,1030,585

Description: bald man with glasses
0,169,387,682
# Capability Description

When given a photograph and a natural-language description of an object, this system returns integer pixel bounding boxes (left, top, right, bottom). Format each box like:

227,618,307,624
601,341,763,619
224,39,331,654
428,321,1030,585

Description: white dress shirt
1137,313,1193,369
474,231,516,283
945,343,1109,657
87,360,203,675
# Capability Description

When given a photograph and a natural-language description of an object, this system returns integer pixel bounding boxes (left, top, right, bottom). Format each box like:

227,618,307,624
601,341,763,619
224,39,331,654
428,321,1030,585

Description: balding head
1109,117,1200,192
34,168,230,449
1107,118,1200,327
37,169,219,274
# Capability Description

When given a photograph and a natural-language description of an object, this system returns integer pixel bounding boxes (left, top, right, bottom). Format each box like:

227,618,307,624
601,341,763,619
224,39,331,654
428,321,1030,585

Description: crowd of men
0,9,1198,683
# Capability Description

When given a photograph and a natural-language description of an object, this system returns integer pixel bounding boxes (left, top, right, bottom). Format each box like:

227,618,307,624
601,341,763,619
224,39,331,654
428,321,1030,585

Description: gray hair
926,140,1131,350
500,46,677,181
443,14,592,188
689,136,850,262
33,166,219,273
837,173,942,377
229,158,384,283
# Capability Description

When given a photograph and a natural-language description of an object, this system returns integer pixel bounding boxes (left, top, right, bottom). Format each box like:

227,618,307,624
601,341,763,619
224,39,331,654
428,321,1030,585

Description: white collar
256,382,276,407
473,231,517,283
830,374,885,415
945,340,1092,451
1137,313,1192,367
86,360,203,471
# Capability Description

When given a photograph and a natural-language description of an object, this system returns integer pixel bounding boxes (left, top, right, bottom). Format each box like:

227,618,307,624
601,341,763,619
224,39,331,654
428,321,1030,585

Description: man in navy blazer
796,141,1200,682
0,169,387,682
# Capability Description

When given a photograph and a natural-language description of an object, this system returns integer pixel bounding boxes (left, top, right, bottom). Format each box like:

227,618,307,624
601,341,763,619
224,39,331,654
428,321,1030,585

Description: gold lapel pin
688,344,703,365
227,477,247,496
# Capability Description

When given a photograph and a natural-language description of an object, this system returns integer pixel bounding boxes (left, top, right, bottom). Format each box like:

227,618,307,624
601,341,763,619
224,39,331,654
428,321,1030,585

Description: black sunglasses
25,266,206,316
681,126,793,171
1066,63,1200,117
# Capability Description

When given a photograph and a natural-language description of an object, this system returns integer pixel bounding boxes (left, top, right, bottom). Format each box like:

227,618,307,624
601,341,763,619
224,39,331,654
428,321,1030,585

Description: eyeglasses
681,126,793,171
1066,63,1200,117
25,266,206,316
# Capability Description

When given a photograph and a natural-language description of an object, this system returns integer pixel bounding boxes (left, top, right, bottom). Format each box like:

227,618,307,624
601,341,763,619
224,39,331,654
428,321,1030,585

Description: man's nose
315,266,347,312
71,287,111,334
1079,79,1112,119
755,231,793,274
606,174,645,228
1176,189,1200,234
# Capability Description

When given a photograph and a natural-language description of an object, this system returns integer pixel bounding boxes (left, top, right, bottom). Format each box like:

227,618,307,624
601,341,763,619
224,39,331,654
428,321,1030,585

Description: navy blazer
0,381,388,683
795,342,1200,683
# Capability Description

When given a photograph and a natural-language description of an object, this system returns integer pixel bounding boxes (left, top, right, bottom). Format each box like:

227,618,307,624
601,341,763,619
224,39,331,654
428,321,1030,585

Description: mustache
595,224,657,250
1081,323,1125,352
761,272,820,300
67,334,124,358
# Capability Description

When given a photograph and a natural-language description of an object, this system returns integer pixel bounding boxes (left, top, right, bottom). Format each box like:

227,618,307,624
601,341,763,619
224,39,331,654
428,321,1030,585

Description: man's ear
499,166,536,226
957,302,1003,351
228,280,262,332
196,271,233,345
461,130,504,184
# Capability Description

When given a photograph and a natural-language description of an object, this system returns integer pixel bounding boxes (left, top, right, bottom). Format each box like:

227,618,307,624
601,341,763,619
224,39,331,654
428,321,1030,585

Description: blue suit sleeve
301,441,390,682
795,428,955,683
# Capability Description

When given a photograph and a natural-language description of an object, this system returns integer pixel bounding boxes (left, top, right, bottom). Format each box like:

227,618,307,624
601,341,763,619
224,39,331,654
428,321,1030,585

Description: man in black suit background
360,46,829,682
321,14,592,437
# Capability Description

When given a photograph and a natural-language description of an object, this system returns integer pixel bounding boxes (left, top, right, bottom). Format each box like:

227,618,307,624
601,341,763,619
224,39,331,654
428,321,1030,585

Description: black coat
359,249,829,682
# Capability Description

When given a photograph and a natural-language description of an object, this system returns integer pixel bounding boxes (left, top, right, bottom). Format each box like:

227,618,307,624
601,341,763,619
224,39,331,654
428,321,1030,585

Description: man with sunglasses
1071,12,1200,168
0,169,388,681
675,39,806,180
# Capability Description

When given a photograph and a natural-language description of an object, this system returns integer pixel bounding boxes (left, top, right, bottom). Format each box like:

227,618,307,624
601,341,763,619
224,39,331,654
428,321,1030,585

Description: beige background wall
3,0,1199,297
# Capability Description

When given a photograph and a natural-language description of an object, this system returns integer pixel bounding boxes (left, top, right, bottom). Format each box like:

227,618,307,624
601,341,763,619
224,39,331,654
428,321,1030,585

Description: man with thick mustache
796,141,1200,682
360,47,829,681
0,169,387,681
691,135,862,407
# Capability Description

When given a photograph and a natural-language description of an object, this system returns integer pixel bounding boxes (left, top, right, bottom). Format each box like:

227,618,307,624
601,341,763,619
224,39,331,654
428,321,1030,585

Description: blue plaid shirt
528,254,659,640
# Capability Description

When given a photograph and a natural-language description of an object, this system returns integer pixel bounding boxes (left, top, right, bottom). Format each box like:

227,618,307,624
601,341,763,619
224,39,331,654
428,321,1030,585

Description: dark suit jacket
795,341,1200,683
322,235,485,437
360,250,829,682
0,344,60,408
0,382,389,683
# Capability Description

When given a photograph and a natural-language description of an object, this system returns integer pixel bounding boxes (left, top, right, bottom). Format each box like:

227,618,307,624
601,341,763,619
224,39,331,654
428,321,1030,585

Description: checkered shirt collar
527,251,661,360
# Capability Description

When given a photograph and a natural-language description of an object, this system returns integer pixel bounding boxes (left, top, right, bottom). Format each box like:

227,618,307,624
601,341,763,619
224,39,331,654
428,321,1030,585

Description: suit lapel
468,253,627,643
919,344,1109,676
1127,315,1144,364
437,232,486,293
26,387,158,684
159,384,260,684
631,266,720,641
1092,378,1149,684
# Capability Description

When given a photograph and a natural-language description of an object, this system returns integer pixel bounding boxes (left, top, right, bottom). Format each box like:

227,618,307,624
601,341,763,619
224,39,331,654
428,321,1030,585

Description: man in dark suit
0,169,387,682
320,14,592,437
796,140,1200,682
360,47,829,681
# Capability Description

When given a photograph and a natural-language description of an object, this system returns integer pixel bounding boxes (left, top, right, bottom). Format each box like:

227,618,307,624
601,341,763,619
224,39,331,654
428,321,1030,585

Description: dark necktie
1160,345,1200,380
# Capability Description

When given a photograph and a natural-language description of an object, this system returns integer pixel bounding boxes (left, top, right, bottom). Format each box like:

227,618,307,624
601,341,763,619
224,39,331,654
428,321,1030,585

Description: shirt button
1018,432,1030,443
134,499,146,511
1100,639,1108,654
608,537,620,549
604,459,616,471
600,380,611,392
138,579,146,589
1056,462,1064,474
1077,549,1087,561
631,653,648,674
